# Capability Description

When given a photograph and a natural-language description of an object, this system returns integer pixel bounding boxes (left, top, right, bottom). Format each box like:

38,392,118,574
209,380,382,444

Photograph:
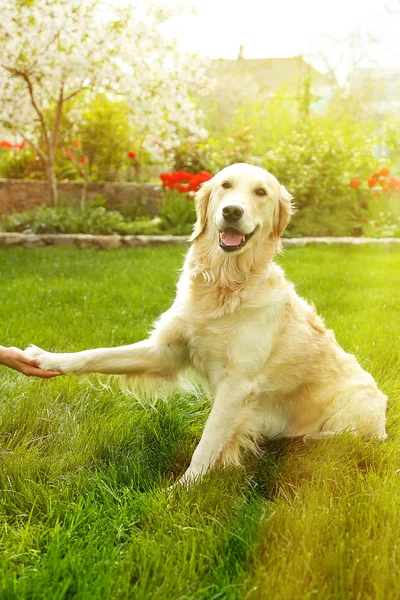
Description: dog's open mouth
219,227,256,252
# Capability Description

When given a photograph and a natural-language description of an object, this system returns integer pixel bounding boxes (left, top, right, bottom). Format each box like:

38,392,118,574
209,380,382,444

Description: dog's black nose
222,205,244,222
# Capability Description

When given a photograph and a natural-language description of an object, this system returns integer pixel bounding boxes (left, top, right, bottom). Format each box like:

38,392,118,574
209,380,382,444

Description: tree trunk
47,155,58,206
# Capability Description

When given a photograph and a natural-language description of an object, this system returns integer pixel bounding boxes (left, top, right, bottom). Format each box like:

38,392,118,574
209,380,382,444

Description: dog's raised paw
24,345,64,373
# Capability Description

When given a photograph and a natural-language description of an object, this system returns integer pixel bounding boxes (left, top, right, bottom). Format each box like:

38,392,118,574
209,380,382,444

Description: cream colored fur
26,163,387,485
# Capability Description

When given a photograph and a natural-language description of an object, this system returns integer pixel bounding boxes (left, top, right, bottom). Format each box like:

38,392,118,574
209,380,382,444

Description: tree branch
16,129,47,162
64,82,87,102
51,82,64,147
2,65,50,147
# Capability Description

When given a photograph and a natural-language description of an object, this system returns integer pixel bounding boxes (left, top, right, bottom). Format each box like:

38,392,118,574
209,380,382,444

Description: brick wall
0,179,163,217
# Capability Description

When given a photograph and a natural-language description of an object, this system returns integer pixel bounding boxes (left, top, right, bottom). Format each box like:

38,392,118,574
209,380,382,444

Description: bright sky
160,0,400,72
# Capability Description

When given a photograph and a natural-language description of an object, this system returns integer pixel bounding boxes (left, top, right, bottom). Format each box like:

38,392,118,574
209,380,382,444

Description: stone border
283,237,400,246
0,232,400,249
0,233,189,249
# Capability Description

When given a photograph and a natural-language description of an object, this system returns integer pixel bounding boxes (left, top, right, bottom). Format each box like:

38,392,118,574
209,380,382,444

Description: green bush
0,147,46,180
0,190,198,237
362,210,400,238
68,94,136,182
202,89,400,237
354,172,400,238
158,190,196,235
0,206,163,236
265,125,378,237
0,93,147,183
171,127,258,174
379,117,400,170
232,90,299,156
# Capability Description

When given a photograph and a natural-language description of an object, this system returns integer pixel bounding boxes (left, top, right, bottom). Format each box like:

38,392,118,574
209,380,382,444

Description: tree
0,0,208,204
308,29,384,91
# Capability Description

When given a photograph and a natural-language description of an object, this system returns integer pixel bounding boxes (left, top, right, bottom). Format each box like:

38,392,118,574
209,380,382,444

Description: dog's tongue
221,228,245,247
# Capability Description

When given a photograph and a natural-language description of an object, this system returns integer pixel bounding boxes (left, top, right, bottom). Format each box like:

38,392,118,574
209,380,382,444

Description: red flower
350,178,361,189
128,151,136,159
79,157,85,164
188,171,213,192
65,148,72,158
160,170,213,194
172,170,193,183
388,177,400,193
367,176,376,188
160,173,174,189
0,140,14,149
73,141,80,148
374,191,381,197
16,141,26,150
176,183,190,193
380,178,389,189
380,166,390,177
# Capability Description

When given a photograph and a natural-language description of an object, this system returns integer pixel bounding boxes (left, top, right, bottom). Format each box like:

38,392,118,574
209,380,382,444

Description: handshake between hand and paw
0,345,61,378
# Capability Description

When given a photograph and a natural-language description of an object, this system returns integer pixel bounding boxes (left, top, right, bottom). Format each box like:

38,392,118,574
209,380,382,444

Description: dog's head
190,163,293,253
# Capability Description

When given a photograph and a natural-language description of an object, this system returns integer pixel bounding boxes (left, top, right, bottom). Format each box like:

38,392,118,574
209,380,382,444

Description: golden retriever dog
26,163,387,485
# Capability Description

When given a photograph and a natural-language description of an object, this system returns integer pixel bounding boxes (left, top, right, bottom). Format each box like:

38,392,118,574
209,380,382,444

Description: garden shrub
265,124,378,237
67,94,136,182
350,167,400,238
0,206,163,236
158,190,195,236
171,127,258,174
379,117,400,170
231,90,299,156
0,145,46,180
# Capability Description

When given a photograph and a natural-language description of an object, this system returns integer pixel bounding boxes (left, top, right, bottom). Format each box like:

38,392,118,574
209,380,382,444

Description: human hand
0,346,61,378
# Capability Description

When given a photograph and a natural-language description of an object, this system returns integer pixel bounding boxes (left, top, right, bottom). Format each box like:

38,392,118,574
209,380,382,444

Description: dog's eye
221,181,231,189
255,188,267,196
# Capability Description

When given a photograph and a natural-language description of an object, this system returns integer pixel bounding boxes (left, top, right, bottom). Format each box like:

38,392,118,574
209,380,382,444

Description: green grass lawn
0,245,399,600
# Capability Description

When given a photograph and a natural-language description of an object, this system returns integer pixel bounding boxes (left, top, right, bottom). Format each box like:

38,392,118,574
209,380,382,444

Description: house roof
209,55,332,96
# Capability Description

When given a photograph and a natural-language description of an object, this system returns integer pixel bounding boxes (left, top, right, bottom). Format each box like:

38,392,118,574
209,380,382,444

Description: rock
22,234,46,247
0,233,24,246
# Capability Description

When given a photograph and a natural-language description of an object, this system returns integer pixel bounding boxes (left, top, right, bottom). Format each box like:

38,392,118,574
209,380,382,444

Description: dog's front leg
26,340,184,376
25,313,188,377
178,379,254,486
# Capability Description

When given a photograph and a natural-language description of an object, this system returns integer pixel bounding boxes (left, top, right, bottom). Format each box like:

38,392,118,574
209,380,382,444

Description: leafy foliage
0,146,46,180
265,124,377,237
63,94,136,183
158,191,196,236
0,206,163,236
171,127,258,173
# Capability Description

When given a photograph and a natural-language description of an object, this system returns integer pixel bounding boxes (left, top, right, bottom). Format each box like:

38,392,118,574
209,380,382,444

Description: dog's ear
190,179,213,242
271,184,294,239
